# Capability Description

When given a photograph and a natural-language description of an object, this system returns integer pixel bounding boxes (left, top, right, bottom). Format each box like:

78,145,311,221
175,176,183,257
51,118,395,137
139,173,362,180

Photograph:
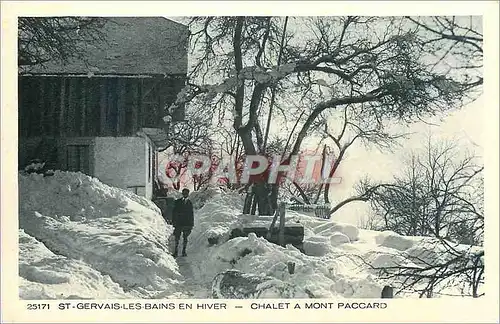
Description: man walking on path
172,188,194,257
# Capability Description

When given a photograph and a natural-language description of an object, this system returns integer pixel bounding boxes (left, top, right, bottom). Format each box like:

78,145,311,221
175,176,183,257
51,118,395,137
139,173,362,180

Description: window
66,145,90,174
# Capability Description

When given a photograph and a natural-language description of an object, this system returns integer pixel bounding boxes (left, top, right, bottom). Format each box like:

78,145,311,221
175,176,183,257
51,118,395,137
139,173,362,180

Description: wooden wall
18,75,185,138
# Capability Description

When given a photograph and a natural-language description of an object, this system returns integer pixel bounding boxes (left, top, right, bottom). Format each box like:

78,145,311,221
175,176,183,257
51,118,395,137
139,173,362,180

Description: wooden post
47,78,56,136
243,193,253,214
87,79,97,136
117,78,126,135
39,78,46,135
99,80,107,135
131,79,139,133
267,209,279,240
67,78,77,136
80,78,87,136
59,78,66,136
278,201,286,246
250,196,258,215
158,80,166,123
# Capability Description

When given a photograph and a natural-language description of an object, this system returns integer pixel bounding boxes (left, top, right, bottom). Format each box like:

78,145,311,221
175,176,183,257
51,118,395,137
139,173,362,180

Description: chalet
18,17,189,199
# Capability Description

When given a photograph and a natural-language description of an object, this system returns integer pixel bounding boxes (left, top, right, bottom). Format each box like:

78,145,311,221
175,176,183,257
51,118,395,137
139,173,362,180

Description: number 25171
27,303,50,310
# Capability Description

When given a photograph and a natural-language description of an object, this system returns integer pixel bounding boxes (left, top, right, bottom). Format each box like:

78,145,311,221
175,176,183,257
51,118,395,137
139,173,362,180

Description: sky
329,96,483,225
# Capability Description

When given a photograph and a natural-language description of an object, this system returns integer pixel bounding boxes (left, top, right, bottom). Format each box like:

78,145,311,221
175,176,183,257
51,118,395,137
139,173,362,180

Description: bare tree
212,127,247,191
351,137,484,298
160,112,213,190
191,152,218,191
406,16,483,90
285,99,408,213
358,242,484,298
18,17,106,68
366,138,483,244
168,16,481,215
316,102,408,206
215,127,242,163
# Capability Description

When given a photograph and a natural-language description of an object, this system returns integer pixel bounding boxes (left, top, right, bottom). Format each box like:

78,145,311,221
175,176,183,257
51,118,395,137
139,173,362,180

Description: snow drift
179,197,386,298
18,171,483,299
19,229,129,299
185,194,483,299
19,171,182,298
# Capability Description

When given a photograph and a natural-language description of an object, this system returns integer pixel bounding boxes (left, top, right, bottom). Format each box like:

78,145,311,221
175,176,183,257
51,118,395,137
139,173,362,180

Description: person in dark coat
172,188,194,257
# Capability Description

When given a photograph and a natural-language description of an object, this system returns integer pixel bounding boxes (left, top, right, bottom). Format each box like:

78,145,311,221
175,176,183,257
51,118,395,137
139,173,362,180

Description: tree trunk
292,181,311,205
254,182,272,215
236,119,275,215
435,216,440,238
243,192,253,214
270,184,279,213
313,145,327,204
324,147,346,204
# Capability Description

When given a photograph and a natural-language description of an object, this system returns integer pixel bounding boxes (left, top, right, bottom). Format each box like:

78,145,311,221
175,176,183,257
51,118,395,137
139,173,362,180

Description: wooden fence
287,203,331,219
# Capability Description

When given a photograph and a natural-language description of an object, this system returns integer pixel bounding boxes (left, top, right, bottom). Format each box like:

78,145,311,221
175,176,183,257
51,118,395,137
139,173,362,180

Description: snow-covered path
165,231,211,298
175,257,211,298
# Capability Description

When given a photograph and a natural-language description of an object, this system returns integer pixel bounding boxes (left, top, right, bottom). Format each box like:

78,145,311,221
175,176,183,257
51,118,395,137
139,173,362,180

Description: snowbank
375,231,416,251
198,233,384,298
212,269,309,298
330,232,351,246
19,171,182,298
183,196,483,299
185,197,386,299
189,186,225,209
188,192,246,249
313,221,360,242
18,171,483,299
183,202,382,298
303,236,332,256
19,230,130,299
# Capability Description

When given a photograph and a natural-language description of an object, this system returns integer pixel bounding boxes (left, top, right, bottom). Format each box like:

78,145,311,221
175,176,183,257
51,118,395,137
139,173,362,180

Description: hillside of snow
18,171,482,299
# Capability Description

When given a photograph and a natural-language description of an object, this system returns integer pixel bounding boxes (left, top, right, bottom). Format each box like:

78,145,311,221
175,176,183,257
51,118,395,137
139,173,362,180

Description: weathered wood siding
18,75,185,138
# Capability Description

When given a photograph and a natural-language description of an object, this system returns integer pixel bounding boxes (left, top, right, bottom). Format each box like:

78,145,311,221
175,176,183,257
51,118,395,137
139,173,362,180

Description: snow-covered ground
18,171,482,299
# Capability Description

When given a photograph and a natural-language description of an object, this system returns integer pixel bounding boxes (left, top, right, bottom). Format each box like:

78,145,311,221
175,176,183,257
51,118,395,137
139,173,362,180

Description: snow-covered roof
23,17,189,76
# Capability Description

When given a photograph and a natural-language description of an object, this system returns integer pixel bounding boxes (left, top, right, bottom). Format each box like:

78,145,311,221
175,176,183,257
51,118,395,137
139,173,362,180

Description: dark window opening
66,145,90,174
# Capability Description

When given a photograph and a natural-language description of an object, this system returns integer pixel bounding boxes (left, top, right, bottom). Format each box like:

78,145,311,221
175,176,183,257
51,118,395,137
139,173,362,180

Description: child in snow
172,188,194,257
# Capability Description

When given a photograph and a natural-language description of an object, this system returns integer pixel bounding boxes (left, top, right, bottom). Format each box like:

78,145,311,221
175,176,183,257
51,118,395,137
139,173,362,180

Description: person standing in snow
171,188,194,257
